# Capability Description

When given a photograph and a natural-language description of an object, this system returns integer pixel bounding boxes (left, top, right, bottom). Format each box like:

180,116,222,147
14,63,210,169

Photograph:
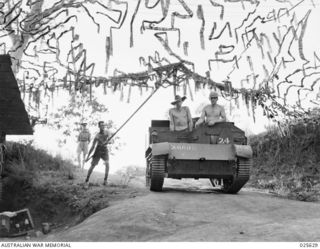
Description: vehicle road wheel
150,156,165,191
222,157,251,194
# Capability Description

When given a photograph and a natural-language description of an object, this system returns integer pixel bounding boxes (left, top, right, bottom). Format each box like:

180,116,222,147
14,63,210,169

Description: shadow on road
161,186,224,194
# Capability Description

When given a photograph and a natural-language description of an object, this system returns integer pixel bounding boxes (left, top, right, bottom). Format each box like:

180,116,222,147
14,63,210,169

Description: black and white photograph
0,0,319,247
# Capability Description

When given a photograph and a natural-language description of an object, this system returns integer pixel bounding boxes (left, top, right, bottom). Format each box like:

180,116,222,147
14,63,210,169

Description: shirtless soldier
169,95,193,132
195,91,226,128
85,121,111,186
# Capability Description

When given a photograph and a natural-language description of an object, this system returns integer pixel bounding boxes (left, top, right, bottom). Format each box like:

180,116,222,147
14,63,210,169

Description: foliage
1,0,104,73
1,141,76,213
4,141,75,179
1,141,146,229
1,0,319,122
114,165,145,187
249,108,320,201
46,90,120,153
49,91,108,133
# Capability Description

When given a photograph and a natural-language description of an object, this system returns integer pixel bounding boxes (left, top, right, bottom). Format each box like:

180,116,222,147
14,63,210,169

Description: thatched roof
0,55,33,135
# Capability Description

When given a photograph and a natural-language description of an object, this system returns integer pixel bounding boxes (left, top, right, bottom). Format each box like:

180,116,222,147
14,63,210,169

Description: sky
4,0,320,173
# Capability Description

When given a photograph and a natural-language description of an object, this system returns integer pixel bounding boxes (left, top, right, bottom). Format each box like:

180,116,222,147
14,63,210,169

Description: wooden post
186,78,194,101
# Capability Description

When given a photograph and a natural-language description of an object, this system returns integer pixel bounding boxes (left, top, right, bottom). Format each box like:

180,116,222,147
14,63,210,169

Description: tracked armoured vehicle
145,120,253,193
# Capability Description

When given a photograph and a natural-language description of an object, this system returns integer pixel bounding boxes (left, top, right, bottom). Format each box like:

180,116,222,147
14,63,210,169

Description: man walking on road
85,121,111,186
195,91,226,128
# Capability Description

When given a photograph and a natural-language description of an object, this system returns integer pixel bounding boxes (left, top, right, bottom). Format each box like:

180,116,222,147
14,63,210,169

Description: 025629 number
300,243,318,248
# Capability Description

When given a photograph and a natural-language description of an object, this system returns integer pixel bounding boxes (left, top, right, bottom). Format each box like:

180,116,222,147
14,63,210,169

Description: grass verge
248,111,320,202
0,142,147,234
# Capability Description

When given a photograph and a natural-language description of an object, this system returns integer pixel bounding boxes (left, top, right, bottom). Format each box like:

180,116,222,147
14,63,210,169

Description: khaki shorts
77,141,89,154
91,150,109,165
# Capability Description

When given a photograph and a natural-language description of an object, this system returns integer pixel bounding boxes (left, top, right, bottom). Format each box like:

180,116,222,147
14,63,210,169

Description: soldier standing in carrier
195,91,226,127
77,123,91,170
169,95,193,132
85,121,111,186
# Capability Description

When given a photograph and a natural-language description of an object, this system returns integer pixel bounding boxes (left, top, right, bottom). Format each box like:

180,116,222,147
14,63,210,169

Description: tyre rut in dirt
222,157,251,194
150,156,165,191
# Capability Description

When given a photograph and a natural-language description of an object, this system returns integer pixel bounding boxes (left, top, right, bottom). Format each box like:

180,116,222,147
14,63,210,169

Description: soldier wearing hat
195,91,226,128
77,122,91,169
169,95,193,132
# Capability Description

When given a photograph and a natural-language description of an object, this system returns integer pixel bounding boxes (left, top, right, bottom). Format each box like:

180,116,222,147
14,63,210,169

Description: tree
47,89,120,153
1,0,318,121
2,0,78,72
1,0,127,76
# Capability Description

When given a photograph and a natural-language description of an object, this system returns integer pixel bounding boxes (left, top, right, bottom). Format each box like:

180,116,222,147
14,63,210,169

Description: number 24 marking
218,137,230,144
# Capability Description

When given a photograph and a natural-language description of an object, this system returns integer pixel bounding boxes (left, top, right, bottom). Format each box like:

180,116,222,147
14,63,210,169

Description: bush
114,165,145,187
249,109,320,201
3,141,76,182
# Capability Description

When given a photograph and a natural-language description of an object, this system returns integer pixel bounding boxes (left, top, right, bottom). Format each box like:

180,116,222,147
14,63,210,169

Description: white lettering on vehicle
218,137,230,144
171,144,193,151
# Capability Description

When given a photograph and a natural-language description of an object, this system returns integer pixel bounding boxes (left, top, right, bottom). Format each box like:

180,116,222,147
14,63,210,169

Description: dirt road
42,179,320,242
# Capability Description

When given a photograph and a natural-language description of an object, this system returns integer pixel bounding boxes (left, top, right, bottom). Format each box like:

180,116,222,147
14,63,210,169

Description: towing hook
199,157,206,161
